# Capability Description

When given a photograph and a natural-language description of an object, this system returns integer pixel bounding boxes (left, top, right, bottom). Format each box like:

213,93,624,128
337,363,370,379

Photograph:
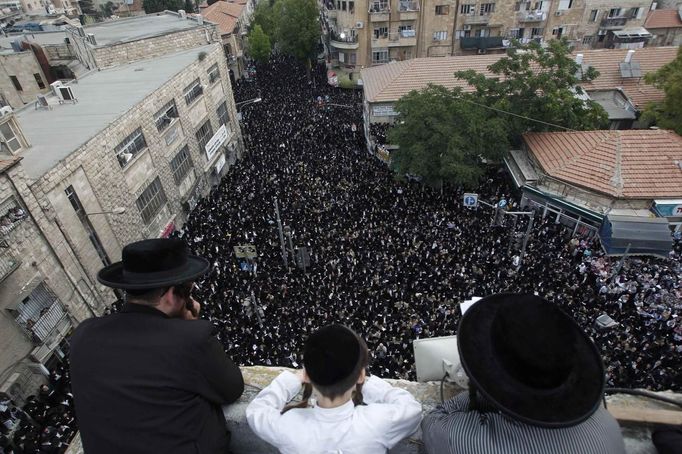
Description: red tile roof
645,9,682,29
202,1,245,35
361,47,678,109
523,129,682,199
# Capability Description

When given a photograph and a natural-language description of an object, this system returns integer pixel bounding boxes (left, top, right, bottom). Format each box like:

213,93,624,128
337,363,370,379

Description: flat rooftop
80,13,201,46
16,44,215,179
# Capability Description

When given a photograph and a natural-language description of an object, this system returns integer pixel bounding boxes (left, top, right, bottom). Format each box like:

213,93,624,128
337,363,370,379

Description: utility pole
274,198,287,268
519,211,535,267
284,226,295,265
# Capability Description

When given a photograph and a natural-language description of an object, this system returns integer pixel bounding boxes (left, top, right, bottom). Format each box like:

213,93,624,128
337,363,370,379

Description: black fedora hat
458,293,605,428
97,238,209,290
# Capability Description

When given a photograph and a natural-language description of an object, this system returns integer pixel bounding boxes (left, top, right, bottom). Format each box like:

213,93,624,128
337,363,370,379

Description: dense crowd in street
1,362,75,453
178,54,681,391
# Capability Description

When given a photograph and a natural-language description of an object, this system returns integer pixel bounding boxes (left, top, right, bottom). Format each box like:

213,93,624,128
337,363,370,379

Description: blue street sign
463,193,478,208
498,199,508,208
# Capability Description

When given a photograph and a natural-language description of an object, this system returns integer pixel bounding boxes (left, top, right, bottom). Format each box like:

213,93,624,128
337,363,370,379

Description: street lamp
85,207,126,216
235,97,262,107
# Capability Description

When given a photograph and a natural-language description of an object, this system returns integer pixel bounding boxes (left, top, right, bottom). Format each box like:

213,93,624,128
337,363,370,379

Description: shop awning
599,214,672,258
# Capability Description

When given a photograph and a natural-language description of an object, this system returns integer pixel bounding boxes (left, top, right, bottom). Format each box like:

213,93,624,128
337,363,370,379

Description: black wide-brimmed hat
304,324,362,386
458,293,605,428
97,238,209,290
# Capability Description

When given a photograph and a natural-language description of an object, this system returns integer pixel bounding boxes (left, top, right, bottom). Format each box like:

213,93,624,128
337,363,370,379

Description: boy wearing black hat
70,238,244,454
421,293,626,454
246,324,422,453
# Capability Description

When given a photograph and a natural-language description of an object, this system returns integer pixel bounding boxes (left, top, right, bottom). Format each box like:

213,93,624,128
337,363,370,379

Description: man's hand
180,298,201,320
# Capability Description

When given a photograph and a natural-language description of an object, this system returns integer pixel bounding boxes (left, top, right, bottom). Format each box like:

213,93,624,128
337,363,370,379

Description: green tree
79,0,98,17
642,47,682,135
100,1,115,17
388,85,509,189
184,0,196,13
251,0,281,41
455,38,608,144
276,0,320,73
142,0,184,14
249,24,271,63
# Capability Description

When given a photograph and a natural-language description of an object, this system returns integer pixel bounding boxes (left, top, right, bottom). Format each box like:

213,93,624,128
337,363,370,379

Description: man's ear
357,368,366,385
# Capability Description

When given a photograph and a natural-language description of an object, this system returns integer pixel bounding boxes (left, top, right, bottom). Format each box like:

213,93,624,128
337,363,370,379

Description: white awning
613,27,652,38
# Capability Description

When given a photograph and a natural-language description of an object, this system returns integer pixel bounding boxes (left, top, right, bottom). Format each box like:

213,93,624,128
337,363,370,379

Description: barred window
154,100,179,132
184,79,203,105
136,177,167,224
195,120,213,153
208,64,220,84
217,101,229,127
114,128,147,168
170,145,193,184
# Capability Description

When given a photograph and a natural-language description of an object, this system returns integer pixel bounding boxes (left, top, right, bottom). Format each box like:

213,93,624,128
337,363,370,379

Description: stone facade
322,0,654,73
0,51,50,109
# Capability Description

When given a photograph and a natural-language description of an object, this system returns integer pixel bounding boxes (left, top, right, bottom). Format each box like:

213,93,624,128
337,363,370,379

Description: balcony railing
368,2,389,13
330,30,360,49
0,249,19,283
388,30,417,46
22,300,71,344
601,17,628,27
398,1,419,12
464,14,491,25
517,11,546,22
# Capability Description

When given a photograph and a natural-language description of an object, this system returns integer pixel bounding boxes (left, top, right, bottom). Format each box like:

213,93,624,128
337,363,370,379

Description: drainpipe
451,0,459,55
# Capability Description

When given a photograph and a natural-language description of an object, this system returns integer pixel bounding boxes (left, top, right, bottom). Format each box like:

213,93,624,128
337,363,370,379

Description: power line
459,97,578,132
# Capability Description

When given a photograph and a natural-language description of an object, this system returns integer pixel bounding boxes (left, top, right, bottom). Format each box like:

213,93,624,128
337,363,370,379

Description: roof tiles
523,129,682,199
645,9,682,29
202,1,245,35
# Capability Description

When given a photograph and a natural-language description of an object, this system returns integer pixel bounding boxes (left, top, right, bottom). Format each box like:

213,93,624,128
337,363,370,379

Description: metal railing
26,300,70,344
330,30,359,43
517,10,546,22
601,17,628,27
369,2,389,13
398,1,419,12
0,249,19,283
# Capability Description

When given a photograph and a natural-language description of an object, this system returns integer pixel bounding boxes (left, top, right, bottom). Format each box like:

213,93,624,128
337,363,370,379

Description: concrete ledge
66,366,682,454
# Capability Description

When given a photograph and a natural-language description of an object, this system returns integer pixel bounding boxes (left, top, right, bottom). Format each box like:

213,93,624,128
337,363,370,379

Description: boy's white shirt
246,371,422,454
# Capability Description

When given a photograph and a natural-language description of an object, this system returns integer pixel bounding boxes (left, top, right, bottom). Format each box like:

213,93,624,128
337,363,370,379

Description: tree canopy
388,85,509,189
142,0,184,14
455,38,608,144
642,46,682,135
249,24,271,63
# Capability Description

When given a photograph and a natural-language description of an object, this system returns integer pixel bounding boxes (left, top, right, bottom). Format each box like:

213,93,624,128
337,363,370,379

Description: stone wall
27,43,241,308
0,51,50,109
65,366,680,454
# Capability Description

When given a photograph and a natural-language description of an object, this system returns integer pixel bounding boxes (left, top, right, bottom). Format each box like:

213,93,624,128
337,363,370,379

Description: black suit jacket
70,303,244,454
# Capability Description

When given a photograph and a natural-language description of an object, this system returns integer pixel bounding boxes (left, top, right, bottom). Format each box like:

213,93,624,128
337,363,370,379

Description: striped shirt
421,392,626,454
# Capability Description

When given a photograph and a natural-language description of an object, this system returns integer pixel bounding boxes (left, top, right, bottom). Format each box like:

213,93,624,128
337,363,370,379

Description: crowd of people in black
1,362,76,454
177,54,681,391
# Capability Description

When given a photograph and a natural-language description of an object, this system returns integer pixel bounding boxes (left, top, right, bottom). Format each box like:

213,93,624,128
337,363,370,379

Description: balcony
18,300,71,345
371,32,390,48
464,14,491,25
0,250,19,284
369,1,389,22
326,7,337,19
398,1,419,20
517,11,546,22
330,31,359,49
460,36,507,50
601,17,628,28
388,30,417,47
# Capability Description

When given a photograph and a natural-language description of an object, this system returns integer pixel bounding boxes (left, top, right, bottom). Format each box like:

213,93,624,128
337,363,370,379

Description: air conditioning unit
178,9,186,19
55,85,76,103
555,11,562,16
86,33,96,45
356,21,364,28
50,80,63,97
463,24,472,31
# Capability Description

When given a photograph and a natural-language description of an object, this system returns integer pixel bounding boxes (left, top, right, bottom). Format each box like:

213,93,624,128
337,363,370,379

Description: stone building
0,44,51,109
201,0,249,80
321,0,655,76
645,7,682,46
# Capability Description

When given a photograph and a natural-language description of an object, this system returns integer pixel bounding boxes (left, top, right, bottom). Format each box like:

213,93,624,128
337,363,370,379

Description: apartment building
321,0,655,74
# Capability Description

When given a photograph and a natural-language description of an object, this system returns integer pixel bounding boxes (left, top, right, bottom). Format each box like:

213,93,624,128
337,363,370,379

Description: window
374,26,388,39
629,7,641,19
33,73,45,89
475,28,490,37
435,4,449,15
64,185,111,266
371,49,389,64
480,3,495,14
136,177,167,224
349,1,354,13
589,9,598,22
350,53,357,65
531,27,544,36
9,76,22,92
372,105,397,116
608,8,621,18
508,28,523,39
369,0,388,12
456,29,472,38
582,35,594,45
341,0,346,10
13,282,66,343
154,100,179,132
114,128,147,168
0,121,22,153
184,79,203,105
433,30,448,41
208,64,220,84
195,120,213,154
459,3,474,14
216,101,230,127
557,0,572,10
170,145,194,184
